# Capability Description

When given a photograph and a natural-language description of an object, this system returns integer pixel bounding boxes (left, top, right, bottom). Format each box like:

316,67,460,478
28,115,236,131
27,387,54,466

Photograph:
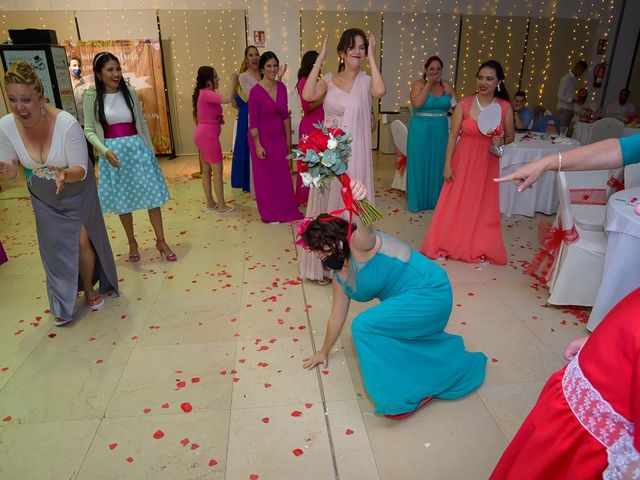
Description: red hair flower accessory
295,217,314,250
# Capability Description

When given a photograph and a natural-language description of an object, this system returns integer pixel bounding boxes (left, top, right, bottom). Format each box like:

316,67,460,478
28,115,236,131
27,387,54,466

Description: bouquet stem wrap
329,173,384,240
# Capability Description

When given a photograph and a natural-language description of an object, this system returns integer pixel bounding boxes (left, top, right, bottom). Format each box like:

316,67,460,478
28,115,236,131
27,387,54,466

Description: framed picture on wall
254,30,266,48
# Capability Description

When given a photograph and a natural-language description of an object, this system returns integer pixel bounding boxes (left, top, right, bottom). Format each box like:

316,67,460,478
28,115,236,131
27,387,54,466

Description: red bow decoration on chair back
328,173,364,242
394,146,407,175
526,220,579,284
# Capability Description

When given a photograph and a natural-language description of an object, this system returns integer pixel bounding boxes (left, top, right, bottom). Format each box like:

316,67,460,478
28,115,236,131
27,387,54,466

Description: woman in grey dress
0,61,118,326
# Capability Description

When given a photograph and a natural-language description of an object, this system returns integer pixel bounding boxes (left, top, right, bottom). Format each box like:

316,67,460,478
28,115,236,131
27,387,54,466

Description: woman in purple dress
248,51,303,223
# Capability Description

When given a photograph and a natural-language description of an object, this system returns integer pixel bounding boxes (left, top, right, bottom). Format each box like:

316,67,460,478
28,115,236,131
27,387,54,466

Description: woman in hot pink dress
421,60,514,264
298,29,386,281
248,51,302,223
296,50,325,206
192,66,238,214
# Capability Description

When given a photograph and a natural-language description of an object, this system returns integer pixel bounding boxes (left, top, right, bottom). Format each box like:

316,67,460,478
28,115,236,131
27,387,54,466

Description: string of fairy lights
0,0,630,120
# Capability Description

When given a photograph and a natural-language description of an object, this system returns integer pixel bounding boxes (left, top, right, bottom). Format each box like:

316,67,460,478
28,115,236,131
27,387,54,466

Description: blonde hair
3,60,45,96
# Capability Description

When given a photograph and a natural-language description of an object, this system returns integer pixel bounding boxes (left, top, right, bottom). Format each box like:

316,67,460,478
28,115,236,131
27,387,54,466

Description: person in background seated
512,91,533,130
556,60,588,129
604,88,636,123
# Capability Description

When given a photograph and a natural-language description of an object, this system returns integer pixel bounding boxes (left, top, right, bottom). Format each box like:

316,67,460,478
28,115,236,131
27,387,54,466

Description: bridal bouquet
289,122,383,224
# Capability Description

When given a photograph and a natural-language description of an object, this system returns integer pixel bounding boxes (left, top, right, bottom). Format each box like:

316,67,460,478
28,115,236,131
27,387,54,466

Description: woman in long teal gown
301,180,486,417
406,56,456,212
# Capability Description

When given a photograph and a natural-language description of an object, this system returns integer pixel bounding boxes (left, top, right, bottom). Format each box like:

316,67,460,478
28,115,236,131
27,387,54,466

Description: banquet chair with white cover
624,163,640,189
589,117,625,143
390,119,407,191
546,171,607,307
562,169,610,231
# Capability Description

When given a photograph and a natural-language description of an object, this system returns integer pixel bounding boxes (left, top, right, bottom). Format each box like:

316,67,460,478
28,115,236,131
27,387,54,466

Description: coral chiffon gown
421,96,509,264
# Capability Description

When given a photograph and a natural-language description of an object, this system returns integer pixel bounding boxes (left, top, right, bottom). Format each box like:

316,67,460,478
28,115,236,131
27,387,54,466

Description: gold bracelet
557,152,563,171
312,63,322,69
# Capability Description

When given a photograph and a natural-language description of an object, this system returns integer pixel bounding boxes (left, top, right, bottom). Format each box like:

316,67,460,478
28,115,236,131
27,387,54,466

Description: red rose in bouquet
300,129,329,154
297,160,309,173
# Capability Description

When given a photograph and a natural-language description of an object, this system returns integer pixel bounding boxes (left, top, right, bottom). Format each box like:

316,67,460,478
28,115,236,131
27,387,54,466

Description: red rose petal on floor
180,437,190,447
120,314,127,320
257,362,269,367
152,429,165,439
208,458,218,467
264,383,272,388
95,359,104,364
292,448,304,456
108,443,118,450
48,333,56,338
219,370,227,375
143,408,151,414
321,370,329,375
491,358,499,363
176,381,187,389
304,403,313,409
180,402,193,413
467,292,475,296
290,410,302,417
345,428,354,435
191,377,200,383
126,457,134,463
261,417,270,424
249,475,259,480
0,367,8,372
161,403,170,409
231,369,237,374
190,442,200,450
258,346,269,351
233,377,240,382
2,416,12,422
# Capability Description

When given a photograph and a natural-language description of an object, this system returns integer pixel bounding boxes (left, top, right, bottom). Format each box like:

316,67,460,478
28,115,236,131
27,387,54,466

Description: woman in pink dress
296,50,325,206
420,60,514,264
192,65,238,214
248,51,303,224
298,29,386,281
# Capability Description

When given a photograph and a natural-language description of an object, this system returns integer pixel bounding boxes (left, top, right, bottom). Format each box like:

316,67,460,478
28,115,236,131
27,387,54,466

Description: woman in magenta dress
298,29,386,281
421,60,514,264
192,65,238,214
296,50,325,206
248,51,302,223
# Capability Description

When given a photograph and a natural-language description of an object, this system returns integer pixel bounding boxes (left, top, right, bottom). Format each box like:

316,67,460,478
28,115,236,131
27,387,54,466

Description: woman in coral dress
421,60,514,264
298,29,386,281
248,51,302,223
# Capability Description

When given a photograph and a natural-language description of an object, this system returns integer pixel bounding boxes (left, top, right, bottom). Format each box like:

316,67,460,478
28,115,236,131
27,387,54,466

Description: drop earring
497,83,501,92
40,104,47,116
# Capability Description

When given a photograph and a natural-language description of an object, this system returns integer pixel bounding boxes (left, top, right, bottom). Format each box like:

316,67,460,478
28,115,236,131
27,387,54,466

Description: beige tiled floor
0,153,590,479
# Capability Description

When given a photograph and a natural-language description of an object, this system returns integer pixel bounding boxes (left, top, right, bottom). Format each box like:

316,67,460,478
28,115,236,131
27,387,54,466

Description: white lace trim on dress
562,352,640,479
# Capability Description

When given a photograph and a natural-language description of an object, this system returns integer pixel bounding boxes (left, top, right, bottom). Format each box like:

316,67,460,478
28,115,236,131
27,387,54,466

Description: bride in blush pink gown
298,29,386,281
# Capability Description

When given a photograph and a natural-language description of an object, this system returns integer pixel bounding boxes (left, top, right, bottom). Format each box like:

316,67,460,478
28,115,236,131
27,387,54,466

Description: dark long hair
337,28,368,72
297,50,319,87
423,55,443,81
477,59,510,101
192,65,215,123
302,214,356,267
258,51,279,79
92,52,136,126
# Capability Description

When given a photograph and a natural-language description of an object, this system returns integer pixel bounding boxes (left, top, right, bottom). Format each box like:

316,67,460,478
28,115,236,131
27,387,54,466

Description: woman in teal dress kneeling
301,179,486,419
406,56,456,212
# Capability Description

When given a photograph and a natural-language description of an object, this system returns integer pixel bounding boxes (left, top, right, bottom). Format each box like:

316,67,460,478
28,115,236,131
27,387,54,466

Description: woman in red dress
420,60,514,264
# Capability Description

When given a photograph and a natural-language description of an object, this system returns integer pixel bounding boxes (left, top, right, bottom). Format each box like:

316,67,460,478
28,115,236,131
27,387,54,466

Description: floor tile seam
296,226,339,480
519,315,584,364
66,417,103,480
469,391,511,445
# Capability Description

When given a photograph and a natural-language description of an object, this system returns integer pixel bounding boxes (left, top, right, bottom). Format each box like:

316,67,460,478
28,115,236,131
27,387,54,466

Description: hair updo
301,214,356,266
3,60,45,96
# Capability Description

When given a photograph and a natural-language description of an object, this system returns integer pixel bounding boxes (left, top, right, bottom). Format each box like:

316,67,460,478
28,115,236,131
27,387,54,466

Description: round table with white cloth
587,187,640,331
500,132,580,217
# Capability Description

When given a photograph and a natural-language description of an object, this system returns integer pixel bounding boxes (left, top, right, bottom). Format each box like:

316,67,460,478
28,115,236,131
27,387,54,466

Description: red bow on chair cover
527,220,579,283
607,175,625,193
394,146,407,175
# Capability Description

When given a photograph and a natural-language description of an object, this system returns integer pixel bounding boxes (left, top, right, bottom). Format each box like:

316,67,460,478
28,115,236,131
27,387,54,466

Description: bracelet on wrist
557,152,563,171
312,63,322,69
